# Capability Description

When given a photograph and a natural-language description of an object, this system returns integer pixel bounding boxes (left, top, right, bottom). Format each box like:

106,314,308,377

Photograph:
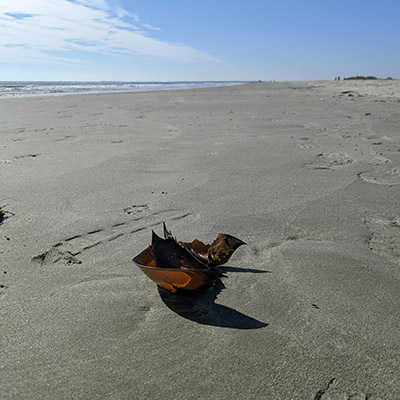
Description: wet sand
1,81,400,399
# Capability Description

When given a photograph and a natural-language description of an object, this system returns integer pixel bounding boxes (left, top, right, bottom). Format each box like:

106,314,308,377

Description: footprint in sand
296,137,318,150
364,215,400,265
338,90,362,98
123,204,149,215
305,152,353,170
359,166,400,185
32,247,82,266
313,378,372,400
31,208,193,266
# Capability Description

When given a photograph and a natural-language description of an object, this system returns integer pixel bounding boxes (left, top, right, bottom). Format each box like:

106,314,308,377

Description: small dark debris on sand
0,206,14,224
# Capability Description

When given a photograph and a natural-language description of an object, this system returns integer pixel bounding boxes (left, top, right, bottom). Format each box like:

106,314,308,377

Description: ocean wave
0,81,246,99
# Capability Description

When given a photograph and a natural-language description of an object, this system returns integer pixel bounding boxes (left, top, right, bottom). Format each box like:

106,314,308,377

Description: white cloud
0,0,216,64
71,0,109,9
142,23,161,31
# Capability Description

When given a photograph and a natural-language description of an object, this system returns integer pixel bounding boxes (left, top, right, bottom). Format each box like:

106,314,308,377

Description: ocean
0,81,247,99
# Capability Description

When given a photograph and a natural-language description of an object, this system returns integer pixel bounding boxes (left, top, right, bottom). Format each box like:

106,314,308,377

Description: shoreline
0,80,249,100
1,79,399,101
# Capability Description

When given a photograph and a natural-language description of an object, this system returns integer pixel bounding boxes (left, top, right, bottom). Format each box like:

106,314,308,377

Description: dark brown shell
133,247,220,293
133,224,245,293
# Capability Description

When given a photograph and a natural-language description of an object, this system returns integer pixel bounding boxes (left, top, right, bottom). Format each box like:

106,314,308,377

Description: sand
1,81,399,399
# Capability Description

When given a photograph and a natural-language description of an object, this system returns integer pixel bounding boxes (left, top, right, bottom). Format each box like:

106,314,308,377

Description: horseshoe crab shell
133,246,220,293
133,224,245,293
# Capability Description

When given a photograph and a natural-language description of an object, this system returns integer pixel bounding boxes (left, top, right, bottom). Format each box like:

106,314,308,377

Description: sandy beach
1,81,400,399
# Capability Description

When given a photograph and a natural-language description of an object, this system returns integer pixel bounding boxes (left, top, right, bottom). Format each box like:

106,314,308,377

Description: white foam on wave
0,81,246,99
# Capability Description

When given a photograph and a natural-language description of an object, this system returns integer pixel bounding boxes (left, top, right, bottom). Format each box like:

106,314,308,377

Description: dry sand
1,81,400,399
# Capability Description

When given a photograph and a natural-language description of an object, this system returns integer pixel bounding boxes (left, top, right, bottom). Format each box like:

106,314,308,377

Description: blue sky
0,0,399,81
